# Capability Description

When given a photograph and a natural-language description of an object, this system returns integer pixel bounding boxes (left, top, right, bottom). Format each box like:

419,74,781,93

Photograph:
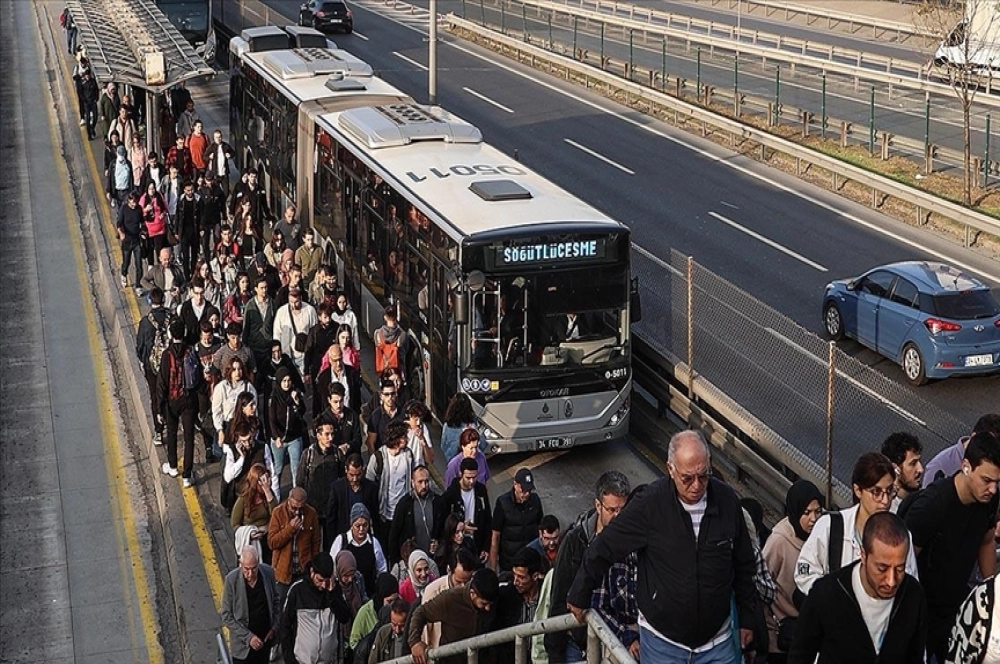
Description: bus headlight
605,396,630,428
482,426,501,440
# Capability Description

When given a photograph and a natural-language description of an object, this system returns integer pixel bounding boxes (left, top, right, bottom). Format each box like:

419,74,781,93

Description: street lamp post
429,0,438,104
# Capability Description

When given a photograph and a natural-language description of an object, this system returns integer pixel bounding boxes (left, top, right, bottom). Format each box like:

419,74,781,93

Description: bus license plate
965,354,995,367
537,437,574,450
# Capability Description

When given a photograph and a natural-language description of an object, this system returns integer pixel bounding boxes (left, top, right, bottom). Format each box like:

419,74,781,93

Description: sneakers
161,463,178,477
153,431,163,446
134,286,144,297
79,118,86,126
120,274,128,288
182,478,194,488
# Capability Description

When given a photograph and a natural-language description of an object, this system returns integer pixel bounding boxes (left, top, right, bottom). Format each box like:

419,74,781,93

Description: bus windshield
157,0,209,36
469,263,629,370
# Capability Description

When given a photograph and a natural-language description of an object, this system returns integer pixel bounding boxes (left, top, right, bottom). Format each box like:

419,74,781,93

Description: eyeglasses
865,486,898,501
598,501,624,516
670,464,712,487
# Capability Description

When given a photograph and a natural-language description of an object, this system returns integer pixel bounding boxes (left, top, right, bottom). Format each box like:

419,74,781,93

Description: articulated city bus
229,32,637,453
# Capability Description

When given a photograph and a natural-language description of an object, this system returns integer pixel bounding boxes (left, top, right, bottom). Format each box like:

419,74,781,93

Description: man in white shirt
272,286,317,376
787,512,927,663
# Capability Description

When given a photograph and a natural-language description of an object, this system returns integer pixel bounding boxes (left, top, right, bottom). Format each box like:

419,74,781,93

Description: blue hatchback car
823,262,1000,385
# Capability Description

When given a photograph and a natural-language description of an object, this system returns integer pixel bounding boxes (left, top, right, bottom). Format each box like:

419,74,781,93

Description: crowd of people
59,12,1000,664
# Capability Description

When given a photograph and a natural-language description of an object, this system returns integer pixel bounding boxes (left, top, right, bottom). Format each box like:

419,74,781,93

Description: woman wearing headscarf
350,573,400,651
398,549,436,605
762,480,825,664
335,550,367,660
267,365,305,501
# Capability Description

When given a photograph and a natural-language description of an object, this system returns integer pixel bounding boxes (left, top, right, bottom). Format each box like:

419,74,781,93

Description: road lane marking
462,86,515,113
708,211,828,272
392,50,429,71
352,30,370,40
564,138,635,175
37,6,162,659
764,327,927,427
51,7,227,614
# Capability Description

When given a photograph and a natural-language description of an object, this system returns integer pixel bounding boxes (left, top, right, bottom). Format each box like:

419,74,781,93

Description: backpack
375,337,400,374
827,511,844,574
371,445,413,482
165,348,188,402
60,9,68,27
182,345,202,390
147,311,174,373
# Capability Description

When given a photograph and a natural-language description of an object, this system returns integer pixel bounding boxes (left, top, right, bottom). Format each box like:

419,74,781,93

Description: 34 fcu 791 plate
537,437,574,450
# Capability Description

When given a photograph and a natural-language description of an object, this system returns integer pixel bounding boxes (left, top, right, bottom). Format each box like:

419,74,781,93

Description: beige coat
761,516,803,653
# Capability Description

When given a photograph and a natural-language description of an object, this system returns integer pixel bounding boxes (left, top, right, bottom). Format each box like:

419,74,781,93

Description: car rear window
322,2,347,11
932,290,1000,320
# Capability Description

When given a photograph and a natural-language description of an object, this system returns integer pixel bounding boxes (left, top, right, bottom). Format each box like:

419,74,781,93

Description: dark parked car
822,261,1000,385
299,0,354,34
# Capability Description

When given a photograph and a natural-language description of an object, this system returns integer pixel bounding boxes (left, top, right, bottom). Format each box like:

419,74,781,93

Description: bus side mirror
453,287,469,325
630,277,642,324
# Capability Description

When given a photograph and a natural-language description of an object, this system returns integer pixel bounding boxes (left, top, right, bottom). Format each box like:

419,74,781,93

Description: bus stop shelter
66,0,216,153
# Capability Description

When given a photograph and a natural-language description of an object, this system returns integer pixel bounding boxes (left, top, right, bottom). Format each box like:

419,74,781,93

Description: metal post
480,0,485,26
821,73,827,138
600,23,605,64
696,47,702,102
629,29,634,79
924,96,931,158
587,624,601,664
148,92,159,155
573,16,578,56
985,114,992,188
826,341,835,509
661,37,666,90
462,0,466,17
522,5,527,42
687,256,695,400
734,55,739,97
773,64,780,125
869,85,876,155
548,13,553,49
501,1,505,34
429,0,438,105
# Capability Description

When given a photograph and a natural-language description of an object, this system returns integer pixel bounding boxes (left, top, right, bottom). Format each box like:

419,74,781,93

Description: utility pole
429,0,438,104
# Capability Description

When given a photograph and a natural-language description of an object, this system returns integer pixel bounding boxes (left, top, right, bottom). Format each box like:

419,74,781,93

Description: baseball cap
514,468,535,493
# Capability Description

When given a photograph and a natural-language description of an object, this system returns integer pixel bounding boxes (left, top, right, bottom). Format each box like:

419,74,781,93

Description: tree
918,0,999,205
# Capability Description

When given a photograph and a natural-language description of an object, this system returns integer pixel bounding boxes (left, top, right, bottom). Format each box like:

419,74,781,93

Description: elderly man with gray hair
221,546,281,664
567,430,759,663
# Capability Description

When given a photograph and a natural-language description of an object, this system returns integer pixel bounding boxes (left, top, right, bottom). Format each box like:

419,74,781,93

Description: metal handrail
447,14,1000,238
383,612,637,664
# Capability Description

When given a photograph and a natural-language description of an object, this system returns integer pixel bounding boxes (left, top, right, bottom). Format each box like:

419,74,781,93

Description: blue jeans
269,437,302,500
639,626,739,664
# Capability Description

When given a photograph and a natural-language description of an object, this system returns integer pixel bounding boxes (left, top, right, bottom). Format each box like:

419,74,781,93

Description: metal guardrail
513,0,1000,102
693,0,938,43
447,13,1000,239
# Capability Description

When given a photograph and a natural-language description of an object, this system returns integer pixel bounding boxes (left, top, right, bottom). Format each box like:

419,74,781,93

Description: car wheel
901,343,928,386
823,301,844,341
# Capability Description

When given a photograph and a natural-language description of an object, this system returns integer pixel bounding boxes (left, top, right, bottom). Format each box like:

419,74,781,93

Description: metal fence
630,247,970,505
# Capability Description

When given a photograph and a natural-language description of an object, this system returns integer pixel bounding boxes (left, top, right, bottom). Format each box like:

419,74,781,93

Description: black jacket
178,299,220,346
324,478,380,551
316,406,362,459
295,442,343,519
788,562,927,664
441,479,492,555
545,510,598,659
117,201,144,244
304,321,339,382
280,575,353,664
242,297,275,356
566,476,757,650
199,184,225,232
388,491,447,566
175,193,202,240
314,364,362,420
492,490,544,571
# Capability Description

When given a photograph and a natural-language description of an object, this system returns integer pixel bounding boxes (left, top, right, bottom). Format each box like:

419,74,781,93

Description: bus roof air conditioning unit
261,49,373,80
338,104,483,149
325,78,368,92
469,180,532,202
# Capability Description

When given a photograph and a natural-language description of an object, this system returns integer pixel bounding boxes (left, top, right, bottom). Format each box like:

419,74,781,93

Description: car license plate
965,354,995,367
537,437,574,450
329,18,342,22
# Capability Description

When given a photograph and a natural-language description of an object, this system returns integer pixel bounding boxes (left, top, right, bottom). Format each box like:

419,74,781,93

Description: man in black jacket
546,470,630,662
157,320,197,486
441,458,492,558
281,552,352,664
136,287,173,446
116,191,144,290
175,179,202,277
295,415,343,525
389,465,446,567
315,383,362,458
566,430,758,662
324,454,380,552
490,467,544,572
198,171,225,262
788,512,927,664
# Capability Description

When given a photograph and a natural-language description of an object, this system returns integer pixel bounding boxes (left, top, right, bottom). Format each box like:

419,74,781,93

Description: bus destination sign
495,239,606,267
